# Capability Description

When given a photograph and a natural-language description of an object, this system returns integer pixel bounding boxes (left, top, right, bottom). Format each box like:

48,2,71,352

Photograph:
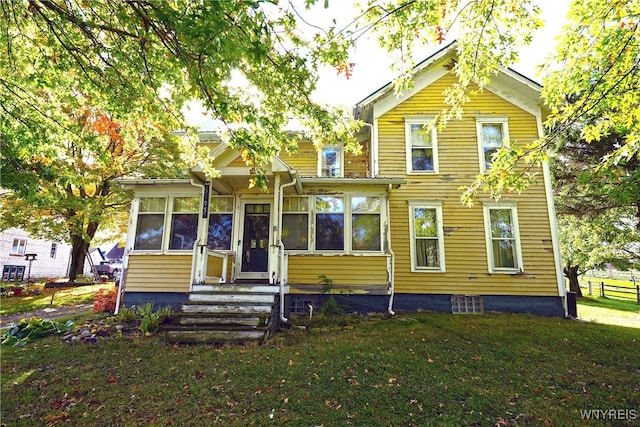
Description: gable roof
353,41,546,123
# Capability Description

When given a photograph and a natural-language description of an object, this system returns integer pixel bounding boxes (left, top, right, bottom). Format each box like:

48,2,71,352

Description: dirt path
0,304,93,330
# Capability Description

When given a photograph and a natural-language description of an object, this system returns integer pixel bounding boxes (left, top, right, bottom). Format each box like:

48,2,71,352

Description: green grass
578,295,639,314
0,284,105,317
2,313,639,426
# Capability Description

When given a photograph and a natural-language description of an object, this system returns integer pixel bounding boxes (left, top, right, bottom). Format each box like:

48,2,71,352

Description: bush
93,287,118,313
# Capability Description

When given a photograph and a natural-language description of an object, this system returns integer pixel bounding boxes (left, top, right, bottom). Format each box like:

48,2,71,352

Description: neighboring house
118,43,566,319
0,228,72,281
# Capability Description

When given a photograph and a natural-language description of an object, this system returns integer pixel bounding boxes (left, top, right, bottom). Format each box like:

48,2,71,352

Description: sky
185,0,571,128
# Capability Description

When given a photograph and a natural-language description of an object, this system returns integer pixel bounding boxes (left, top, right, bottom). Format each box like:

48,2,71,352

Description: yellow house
118,44,566,334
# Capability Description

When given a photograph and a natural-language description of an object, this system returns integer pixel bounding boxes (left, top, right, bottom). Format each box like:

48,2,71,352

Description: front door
240,203,270,277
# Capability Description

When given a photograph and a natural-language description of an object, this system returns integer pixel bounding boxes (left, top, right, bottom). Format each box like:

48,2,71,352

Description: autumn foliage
93,287,118,313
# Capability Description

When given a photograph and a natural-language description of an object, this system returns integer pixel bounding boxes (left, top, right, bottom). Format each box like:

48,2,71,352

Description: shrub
93,287,118,313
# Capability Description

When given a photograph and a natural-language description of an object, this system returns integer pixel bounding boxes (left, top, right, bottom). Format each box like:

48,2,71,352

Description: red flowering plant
93,288,118,313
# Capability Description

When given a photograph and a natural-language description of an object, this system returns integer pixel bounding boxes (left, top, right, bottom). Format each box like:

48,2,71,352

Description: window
10,238,27,256
351,196,381,251
315,196,344,250
405,118,438,173
318,145,343,177
409,203,445,272
134,197,166,250
208,197,234,250
484,204,522,272
2,265,25,282
476,117,509,173
282,196,309,250
50,243,58,258
169,197,200,250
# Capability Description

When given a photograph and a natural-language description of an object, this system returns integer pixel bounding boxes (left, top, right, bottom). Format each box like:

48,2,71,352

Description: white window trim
282,195,310,253
483,203,523,274
408,201,445,272
405,117,439,174
131,191,201,254
476,117,510,174
312,194,385,254
317,143,344,178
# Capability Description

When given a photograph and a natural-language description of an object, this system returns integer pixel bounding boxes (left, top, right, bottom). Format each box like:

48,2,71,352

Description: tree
552,124,640,296
0,0,358,281
0,93,185,281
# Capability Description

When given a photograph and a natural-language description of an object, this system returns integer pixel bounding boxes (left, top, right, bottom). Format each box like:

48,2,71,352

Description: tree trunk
563,263,583,298
67,222,100,283
68,235,90,283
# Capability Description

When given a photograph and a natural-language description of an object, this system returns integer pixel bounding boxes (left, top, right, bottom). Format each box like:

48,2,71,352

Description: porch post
270,174,281,285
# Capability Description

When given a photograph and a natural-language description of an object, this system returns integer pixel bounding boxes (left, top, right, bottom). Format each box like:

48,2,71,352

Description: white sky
185,0,570,127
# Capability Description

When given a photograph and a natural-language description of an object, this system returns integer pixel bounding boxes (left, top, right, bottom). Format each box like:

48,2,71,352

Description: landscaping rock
83,336,98,344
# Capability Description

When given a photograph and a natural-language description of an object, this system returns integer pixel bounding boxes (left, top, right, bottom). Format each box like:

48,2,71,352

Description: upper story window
318,144,343,177
483,203,522,273
134,197,166,251
476,117,509,173
10,238,27,256
409,202,445,272
405,118,438,174
50,243,58,258
208,196,234,251
282,196,309,251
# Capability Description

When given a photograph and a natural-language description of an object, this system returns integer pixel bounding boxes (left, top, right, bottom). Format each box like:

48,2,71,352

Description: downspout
277,177,298,323
386,184,396,315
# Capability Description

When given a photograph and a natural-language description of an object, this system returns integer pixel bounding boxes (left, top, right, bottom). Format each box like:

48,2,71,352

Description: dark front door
241,204,270,273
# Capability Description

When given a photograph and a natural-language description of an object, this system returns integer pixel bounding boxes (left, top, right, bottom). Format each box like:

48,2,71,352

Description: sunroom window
282,196,309,250
169,197,200,250
315,196,344,250
134,197,166,250
351,196,381,251
208,196,234,250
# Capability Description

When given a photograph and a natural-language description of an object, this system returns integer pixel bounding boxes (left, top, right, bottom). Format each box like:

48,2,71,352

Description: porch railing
192,241,235,286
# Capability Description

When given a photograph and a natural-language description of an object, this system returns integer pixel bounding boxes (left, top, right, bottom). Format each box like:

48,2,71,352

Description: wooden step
181,303,273,315
164,329,267,344
189,292,276,304
172,314,262,328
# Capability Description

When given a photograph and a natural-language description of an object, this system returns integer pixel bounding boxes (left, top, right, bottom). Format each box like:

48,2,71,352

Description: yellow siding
283,141,370,177
380,73,560,296
125,254,191,293
283,141,317,176
287,255,388,293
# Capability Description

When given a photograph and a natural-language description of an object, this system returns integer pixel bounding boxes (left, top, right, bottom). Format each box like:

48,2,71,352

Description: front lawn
1,312,638,426
0,283,105,317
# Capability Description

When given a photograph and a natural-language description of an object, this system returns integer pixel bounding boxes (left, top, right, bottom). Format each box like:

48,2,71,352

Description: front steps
162,285,285,344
